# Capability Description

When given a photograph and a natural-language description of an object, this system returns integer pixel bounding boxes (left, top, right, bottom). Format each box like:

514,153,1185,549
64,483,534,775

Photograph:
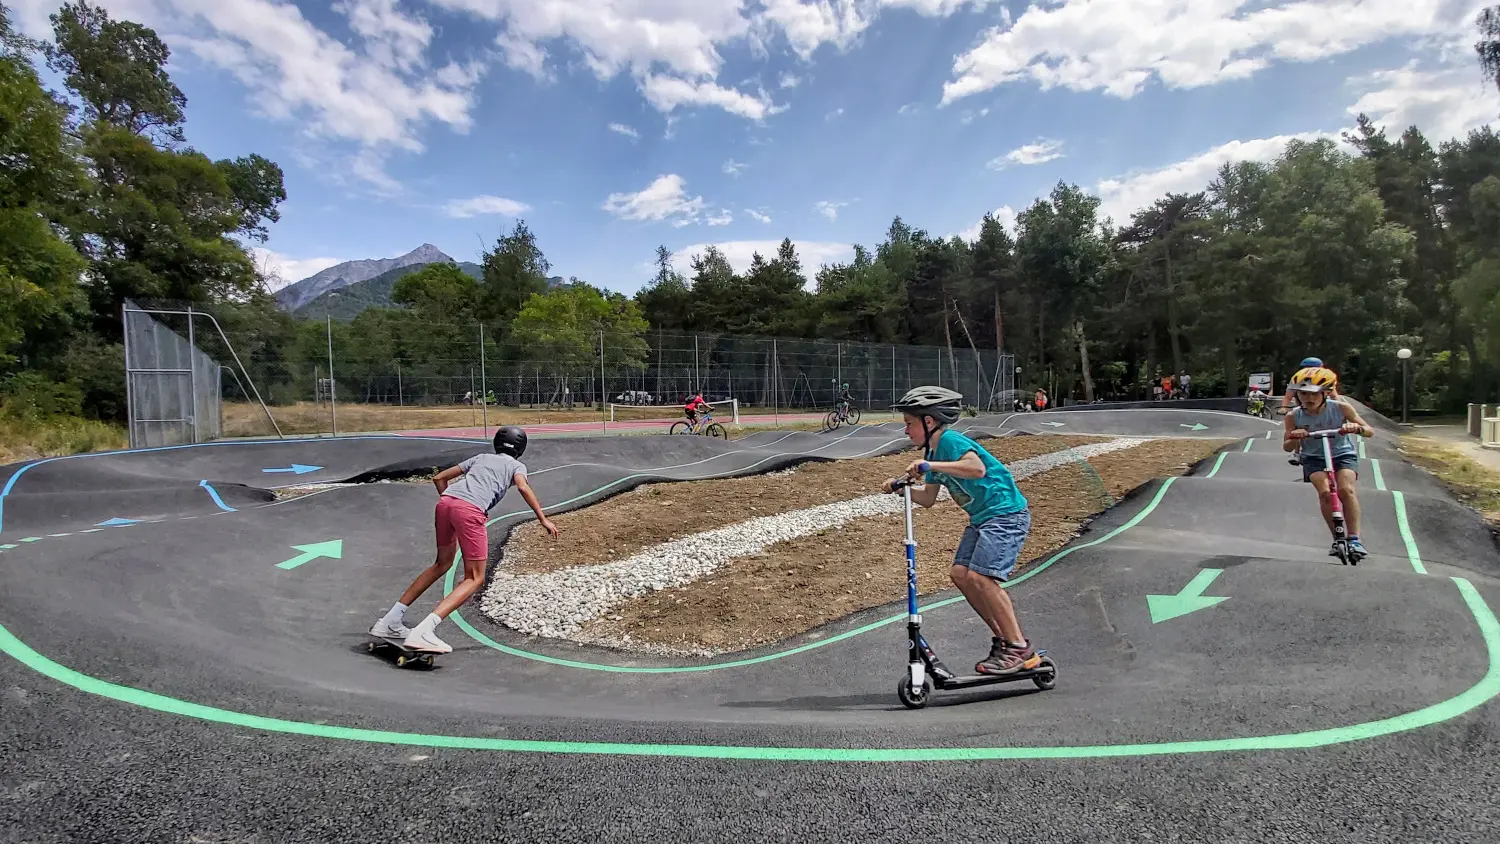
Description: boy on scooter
1282,366,1374,560
881,386,1043,676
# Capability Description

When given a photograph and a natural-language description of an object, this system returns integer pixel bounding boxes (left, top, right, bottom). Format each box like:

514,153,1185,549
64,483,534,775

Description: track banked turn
0,409,1497,763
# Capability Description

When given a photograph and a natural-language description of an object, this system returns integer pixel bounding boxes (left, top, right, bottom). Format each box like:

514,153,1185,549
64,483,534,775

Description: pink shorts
435,495,488,563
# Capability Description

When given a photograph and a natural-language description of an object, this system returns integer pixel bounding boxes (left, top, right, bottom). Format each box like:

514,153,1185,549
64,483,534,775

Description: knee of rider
949,565,970,585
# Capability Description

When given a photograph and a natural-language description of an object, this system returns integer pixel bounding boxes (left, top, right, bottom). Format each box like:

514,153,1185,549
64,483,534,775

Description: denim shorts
952,509,1031,581
1301,452,1358,483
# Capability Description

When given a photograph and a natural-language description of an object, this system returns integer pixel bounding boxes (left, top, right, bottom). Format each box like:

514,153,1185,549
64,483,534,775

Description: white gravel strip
479,436,1149,640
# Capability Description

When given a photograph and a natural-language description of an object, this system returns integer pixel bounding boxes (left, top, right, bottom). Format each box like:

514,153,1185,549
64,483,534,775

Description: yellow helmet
1290,366,1337,393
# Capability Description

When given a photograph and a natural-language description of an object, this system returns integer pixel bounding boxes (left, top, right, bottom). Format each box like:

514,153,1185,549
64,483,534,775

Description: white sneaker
369,617,410,639
403,627,452,654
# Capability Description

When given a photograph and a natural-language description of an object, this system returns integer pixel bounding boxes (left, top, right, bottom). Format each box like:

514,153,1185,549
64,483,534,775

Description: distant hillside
273,243,452,311
293,261,483,320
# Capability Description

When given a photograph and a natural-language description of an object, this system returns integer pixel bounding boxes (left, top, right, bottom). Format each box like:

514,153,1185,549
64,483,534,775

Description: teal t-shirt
923,429,1029,525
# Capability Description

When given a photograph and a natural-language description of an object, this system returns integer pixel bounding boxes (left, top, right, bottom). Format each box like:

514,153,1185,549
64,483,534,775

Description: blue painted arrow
262,464,322,475
95,517,139,527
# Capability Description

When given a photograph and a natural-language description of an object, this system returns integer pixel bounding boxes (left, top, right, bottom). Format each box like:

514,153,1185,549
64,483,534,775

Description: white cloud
723,159,747,175
814,200,848,221
1095,132,1334,223
184,0,480,151
1345,60,1500,145
249,247,345,291
954,205,1018,242
640,74,783,121
23,0,488,193
671,240,856,280
334,0,431,72
960,106,989,124
602,174,708,227
745,208,773,223
779,72,802,88
825,107,845,120
608,122,640,138
706,209,734,226
443,195,531,218
988,138,1064,169
941,0,1471,104
897,102,918,114
757,0,999,60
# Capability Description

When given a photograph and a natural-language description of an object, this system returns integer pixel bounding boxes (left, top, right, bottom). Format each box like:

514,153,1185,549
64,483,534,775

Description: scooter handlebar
1302,428,1347,438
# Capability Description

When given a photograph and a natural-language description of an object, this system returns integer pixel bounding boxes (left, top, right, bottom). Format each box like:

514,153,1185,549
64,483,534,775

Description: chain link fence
126,301,1019,438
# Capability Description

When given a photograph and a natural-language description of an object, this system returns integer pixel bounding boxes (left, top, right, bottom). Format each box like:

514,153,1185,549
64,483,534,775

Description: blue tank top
1292,399,1356,458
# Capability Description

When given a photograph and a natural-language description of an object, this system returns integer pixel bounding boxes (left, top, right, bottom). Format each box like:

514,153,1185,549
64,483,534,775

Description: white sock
382,601,408,622
415,613,441,633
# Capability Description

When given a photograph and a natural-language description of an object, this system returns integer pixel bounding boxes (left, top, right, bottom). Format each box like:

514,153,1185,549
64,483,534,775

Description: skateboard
366,634,439,668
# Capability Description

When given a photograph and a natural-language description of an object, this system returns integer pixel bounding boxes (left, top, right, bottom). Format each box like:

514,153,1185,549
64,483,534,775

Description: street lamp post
1397,348,1412,424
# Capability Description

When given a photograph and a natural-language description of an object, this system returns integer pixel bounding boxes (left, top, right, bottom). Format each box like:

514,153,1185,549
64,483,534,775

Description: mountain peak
273,244,457,311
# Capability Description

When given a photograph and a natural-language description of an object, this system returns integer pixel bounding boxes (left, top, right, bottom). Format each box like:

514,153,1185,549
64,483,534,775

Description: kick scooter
888,478,1057,710
1302,428,1364,566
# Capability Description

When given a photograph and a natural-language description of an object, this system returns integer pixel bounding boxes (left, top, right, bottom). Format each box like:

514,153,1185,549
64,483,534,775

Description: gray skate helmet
891,385,964,426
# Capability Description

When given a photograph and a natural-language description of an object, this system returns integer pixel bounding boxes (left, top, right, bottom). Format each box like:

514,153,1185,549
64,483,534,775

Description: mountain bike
822,401,861,432
669,412,726,439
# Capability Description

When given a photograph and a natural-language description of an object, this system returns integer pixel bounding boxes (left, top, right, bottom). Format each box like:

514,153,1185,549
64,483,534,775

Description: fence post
479,322,488,436
326,315,337,437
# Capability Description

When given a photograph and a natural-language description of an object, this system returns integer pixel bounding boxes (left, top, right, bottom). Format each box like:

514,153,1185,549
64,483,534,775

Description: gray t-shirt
441,453,526,514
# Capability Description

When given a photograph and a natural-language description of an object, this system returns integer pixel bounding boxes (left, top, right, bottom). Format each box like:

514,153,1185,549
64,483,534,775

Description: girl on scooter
1281,366,1374,560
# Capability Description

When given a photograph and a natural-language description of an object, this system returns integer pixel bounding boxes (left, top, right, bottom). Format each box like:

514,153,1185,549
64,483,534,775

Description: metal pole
479,322,488,437
122,303,136,448
326,315,337,436
600,328,607,432
397,362,403,407
186,306,198,443
694,334,699,393
772,338,778,423
1402,359,1409,424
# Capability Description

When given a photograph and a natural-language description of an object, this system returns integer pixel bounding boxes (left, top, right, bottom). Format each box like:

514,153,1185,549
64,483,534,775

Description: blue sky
10,0,1500,294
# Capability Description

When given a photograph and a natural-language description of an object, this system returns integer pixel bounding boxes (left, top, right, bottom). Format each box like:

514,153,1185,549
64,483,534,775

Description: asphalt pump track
2,409,1499,842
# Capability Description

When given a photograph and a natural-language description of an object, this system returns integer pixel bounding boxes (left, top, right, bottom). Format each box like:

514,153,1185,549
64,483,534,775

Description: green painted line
276,540,344,571
0,544,14,550
1147,568,1229,623
19,537,39,543
1205,453,1227,479
1391,490,1427,575
1242,439,1254,453
1358,437,1367,460
47,533,71,538
1265,430,1273,440
0,576,1493,760
448,477,1186,672
1371,458,1386,491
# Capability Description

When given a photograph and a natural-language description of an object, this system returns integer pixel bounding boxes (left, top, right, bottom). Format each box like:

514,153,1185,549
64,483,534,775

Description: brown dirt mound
501,433,1119,575
554,437,1231,655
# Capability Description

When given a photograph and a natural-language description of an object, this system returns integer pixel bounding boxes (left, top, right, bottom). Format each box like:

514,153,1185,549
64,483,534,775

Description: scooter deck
932,653,1054,689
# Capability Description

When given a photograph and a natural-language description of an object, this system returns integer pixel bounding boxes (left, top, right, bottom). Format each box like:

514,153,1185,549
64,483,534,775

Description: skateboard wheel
396,655,408,667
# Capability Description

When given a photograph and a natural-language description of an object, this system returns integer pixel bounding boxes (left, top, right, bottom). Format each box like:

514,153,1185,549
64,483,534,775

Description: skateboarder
369,425,558,654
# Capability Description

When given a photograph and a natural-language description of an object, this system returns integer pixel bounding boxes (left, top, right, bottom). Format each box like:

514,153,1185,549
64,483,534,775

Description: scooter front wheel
897,675,933,709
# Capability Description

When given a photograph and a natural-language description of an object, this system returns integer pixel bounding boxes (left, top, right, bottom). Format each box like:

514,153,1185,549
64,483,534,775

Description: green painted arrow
1179,422,1209,431
1147,568,1228,623
1040,421,1065,428
275,540,343,570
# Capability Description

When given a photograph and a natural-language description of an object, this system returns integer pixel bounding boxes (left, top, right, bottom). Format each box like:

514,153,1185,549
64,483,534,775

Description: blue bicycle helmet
1299,357,1323,368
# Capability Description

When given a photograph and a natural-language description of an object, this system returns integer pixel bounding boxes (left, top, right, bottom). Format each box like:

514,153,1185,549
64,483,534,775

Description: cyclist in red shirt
684,392,710,429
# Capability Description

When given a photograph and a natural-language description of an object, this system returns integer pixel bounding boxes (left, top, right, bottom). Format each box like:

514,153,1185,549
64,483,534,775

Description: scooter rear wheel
897,675,933,709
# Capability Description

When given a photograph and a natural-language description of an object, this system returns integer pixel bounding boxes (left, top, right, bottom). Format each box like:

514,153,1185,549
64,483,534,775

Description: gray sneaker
369,617,410,639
